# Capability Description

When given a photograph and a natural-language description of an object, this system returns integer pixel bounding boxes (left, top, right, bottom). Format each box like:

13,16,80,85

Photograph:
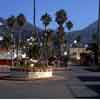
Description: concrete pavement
0,65,99,98
67,65,100,98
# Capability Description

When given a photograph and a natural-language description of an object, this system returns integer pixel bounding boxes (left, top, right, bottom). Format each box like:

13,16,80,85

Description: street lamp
64,51,67,56
74,40,77,44
0,36,3,41
84,44,88,48
73,40,80,60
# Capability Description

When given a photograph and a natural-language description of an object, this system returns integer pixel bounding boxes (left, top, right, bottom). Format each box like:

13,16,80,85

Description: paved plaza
0,65,100,98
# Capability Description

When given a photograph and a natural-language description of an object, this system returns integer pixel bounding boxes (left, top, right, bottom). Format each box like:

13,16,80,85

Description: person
91,53,95,65
48,56,55,65
63,55,68,66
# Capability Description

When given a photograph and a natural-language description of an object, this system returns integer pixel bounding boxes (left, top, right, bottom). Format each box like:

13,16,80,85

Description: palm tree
6,15,16,66
55,9,73,66
55,9,67,27
55,10,72,55
66,20,73,60
41,13,52,31
40,13,52,67
16,13,26,56
6,15,16,48
16,13,26,42
76,34,81,59
3,30,12,50
6,16,16,29
66,21,73,31
55,9,67,57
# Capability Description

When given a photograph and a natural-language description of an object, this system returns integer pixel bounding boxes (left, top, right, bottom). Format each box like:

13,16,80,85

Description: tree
76,34,81,59
6,14,27,65
55,9,73,57
3,30,12,50
6,15,16,49
55,9,67,26
40,13,52,67
66,21,73,31
16,13,26,58
16,13,26,47
55,9,67,38
6,16,16,29
41,13,52,30
55,9,73,67
55,9,67,57
65,20,73,58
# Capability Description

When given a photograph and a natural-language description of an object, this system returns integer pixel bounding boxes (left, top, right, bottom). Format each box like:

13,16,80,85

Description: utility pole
33,0,36,27
97,0,100,64
33,0,36,38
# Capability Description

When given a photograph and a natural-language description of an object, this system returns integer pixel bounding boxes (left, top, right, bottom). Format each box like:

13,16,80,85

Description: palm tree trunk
11,31,14,67
16,32,19,65
58,25,64,67
8,28,14,67
44,26,48,67
16,28,22,65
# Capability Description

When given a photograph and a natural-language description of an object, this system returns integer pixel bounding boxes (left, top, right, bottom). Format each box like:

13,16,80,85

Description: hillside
0,17,42,40
0,17,98,44
68,21,98,44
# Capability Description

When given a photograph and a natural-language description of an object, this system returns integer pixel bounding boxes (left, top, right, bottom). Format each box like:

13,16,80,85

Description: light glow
64,51,67,56
22,53,26,58
74,40,77,44
76,55,80,60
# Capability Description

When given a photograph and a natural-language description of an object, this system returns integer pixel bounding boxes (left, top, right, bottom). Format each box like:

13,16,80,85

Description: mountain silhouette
68,21,98,44
0,17,42,40
0,17,98,45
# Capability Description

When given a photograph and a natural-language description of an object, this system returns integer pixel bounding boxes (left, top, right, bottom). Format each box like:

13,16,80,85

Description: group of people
80,53,95,65
48,55,68,67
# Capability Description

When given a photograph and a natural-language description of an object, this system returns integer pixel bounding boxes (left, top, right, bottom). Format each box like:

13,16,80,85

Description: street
0,65,99,98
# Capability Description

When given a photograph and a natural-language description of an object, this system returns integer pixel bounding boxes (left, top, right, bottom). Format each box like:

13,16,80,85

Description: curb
53,67,68,71
0,76,65,81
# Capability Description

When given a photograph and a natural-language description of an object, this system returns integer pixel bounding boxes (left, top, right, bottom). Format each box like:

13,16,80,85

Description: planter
0,59,12,65
10,67,53,79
